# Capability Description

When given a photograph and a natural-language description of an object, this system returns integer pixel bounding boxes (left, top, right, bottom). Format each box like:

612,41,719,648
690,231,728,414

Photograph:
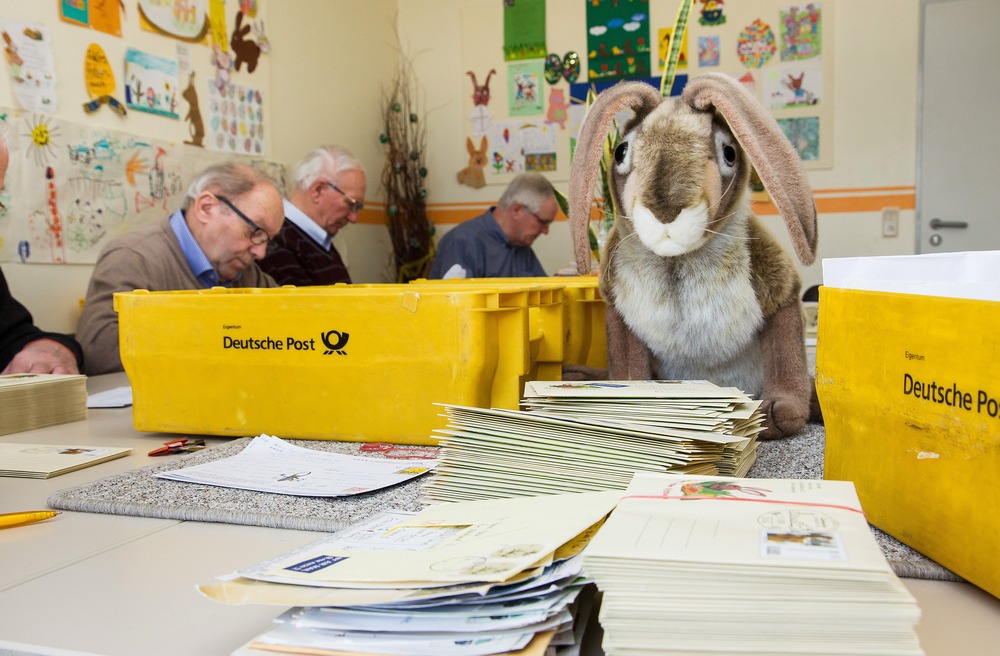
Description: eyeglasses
215,195,271,246
523,205,555,227
324,182,364,213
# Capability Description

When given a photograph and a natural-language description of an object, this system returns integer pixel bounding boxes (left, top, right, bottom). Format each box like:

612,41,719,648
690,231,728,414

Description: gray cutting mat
47,426,961,582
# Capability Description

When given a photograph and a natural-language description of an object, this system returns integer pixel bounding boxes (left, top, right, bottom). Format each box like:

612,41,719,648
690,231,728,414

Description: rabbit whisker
702,226,757,241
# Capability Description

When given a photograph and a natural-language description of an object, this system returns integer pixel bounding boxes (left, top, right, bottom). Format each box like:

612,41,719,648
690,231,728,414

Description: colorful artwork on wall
124,48,181,118
763,65,822,109
779,4,822,61
59,0,123,37
777,116,820,160
503,0,546,61
0,20,58,113
586,0,651,82
736,19,777,69
0,109,282,264
507,60,544,117
205,80,265,155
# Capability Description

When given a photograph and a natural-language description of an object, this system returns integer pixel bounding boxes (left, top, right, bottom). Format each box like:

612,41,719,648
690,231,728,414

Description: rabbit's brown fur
570,74,819,438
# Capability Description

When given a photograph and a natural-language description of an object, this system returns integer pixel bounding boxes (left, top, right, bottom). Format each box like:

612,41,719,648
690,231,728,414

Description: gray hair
497,173,555,213
290,145,364,192
183,162,277,210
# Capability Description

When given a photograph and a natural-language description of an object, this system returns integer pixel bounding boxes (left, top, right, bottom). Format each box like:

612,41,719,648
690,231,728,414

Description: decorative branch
379,53,434,283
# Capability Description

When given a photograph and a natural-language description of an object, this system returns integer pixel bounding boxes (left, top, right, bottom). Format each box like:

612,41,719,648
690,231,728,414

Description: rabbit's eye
614,141,629,164
723,145,737,166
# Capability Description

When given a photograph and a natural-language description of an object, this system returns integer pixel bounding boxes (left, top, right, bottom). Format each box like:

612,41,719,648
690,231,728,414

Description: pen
0,510,61,529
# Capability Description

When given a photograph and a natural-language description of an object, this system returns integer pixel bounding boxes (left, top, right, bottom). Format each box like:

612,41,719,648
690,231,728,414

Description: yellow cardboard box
116,286,537,444
817,287,1000,598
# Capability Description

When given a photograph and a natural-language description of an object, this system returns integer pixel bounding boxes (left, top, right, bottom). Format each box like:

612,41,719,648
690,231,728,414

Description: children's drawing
467,69,496,107
125,49,180,119
586,0,651,82
138,0,210,42
777,116,820,161
545,88,568,130
485,121,524,175
736,19,777,69
658,26,688,72
507,61,544,117
764,65,822,109
779,4,822,61
521,123,556,172
456,136,488,189
698,35,720,67
60,0,123,37
0,20,58,113
83,43,126,116
698,0,727,26
206,81,266,155
0,108,283,265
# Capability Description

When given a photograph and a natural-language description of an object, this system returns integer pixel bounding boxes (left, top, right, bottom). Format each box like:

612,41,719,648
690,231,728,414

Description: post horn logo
321,330,349,356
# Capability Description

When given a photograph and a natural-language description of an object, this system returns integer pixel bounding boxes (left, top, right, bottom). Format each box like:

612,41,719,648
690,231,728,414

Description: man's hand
1,338,80,375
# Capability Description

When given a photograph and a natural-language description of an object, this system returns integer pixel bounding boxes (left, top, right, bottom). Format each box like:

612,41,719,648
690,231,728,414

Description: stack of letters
582,471,924,655
423,380,763,504
204,491,622,655
0,373,87,436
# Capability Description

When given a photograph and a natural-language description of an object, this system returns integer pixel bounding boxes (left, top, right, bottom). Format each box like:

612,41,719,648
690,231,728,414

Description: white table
1,373,999,655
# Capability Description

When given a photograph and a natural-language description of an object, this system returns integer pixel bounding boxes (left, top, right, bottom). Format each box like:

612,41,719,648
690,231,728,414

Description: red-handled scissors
360,443,439,459
148,438,206,456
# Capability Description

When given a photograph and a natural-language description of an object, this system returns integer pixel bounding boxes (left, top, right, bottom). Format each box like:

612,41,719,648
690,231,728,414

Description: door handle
929,218,969,229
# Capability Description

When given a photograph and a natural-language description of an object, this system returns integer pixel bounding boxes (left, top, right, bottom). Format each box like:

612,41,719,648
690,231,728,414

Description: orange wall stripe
355,187,916,226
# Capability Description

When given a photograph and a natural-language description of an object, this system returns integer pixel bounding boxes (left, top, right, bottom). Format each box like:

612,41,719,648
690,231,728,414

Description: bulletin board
457,0,833,189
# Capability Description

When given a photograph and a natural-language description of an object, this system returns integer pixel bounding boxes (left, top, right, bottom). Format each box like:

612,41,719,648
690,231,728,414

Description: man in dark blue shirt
429,173,557,279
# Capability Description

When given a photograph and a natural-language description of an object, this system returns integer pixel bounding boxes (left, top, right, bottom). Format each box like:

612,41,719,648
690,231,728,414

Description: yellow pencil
0,510,61,529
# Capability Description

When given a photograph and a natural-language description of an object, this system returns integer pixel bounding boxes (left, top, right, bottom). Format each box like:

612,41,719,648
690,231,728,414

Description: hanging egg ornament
379,133,389,143
409,150,420,161
409,113,418,123
419,167,428,177
544,53,562,84
562,51,581,83
392,102,402,112
418,188,428,198
387,205,398,215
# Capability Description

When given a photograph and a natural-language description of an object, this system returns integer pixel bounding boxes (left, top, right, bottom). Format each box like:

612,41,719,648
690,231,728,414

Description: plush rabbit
456,136,488,189
569,73,819,438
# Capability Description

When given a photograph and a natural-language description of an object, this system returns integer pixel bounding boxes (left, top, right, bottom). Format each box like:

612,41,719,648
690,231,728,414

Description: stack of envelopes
203,491,621,656
0,373,87,436
423,380,763,504
582,472,924,656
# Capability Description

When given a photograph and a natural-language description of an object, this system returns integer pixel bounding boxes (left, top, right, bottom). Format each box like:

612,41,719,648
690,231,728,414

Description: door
917,0,1000,253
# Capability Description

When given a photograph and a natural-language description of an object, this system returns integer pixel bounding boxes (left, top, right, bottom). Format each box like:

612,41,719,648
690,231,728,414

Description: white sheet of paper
155,434,436,497
822,251,1000,301
87,386,133,408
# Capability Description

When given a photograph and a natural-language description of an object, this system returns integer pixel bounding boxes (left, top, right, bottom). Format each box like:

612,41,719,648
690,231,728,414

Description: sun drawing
21,114,61,167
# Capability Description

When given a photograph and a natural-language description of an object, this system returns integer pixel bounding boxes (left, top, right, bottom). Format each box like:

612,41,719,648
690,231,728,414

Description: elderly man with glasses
428,173,557,279
76,162,283,375
258,145,366,286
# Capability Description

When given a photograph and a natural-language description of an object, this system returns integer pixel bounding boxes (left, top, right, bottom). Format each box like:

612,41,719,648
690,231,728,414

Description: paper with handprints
155,434,436,496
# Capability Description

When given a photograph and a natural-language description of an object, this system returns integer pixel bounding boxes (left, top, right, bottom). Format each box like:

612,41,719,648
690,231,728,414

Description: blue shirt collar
283,199,332,251
169,210,237,288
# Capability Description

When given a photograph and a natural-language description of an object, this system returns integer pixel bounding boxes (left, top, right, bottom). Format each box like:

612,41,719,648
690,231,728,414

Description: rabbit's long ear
569,81,662,275
682,73,817,265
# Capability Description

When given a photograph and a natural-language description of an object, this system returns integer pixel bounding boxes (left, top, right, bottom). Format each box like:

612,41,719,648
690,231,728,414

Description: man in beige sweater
76,162,283,375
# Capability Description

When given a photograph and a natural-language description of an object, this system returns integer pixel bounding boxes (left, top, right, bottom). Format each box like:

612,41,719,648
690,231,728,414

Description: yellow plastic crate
817,287,1000,598
414,276,607,371
115,286,534,444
